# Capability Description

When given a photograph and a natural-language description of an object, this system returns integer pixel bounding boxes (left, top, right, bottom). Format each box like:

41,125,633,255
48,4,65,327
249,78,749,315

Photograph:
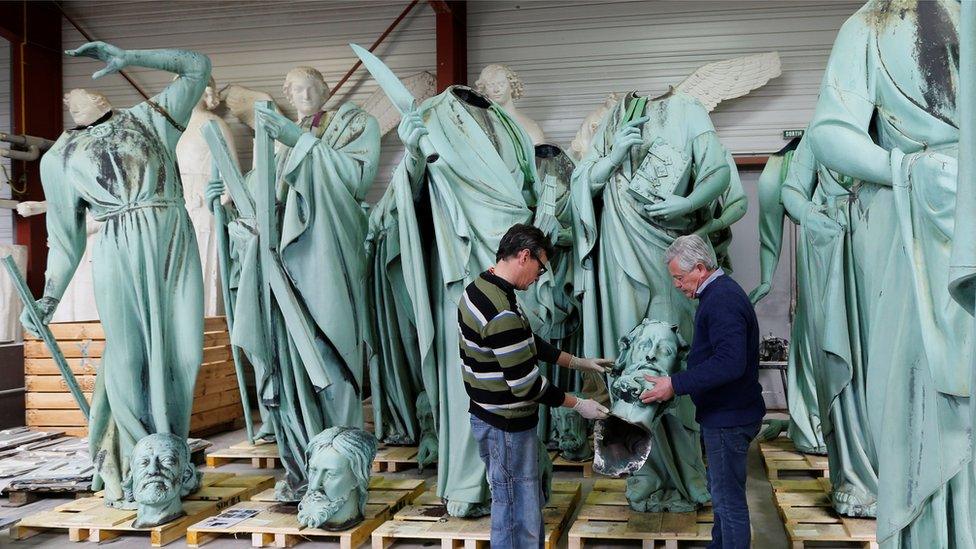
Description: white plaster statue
570,92,621,161
475,64,546,145
0,244,27,342
176,76,238,316
17,89,113,323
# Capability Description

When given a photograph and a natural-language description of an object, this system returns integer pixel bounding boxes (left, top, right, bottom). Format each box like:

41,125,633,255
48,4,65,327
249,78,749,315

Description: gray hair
665,234,717,272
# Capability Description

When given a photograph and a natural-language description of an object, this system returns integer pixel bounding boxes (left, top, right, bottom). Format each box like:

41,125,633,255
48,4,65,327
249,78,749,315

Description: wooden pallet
550,452,593,478
24,316,242,438
206,441,280,469
372,445,421,473
568,479,713,548
771,477,877,548
186,476,426,548
371,480,581,549
759,437,829,480
10,472,274,546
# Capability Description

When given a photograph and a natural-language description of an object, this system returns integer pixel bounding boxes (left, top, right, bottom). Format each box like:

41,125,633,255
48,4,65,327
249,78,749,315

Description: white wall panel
0,41,12,245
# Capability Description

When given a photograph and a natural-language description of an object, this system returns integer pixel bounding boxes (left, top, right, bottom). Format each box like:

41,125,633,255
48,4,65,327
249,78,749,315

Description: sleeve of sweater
671,299,748,397
484,312,566,408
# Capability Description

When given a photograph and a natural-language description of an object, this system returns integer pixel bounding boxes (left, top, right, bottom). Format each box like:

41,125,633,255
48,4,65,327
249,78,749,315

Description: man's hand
569,356,614,374
255,105,303,147
572,398,610,420
397,111,428,161
608,116,649,167
639,375,675,403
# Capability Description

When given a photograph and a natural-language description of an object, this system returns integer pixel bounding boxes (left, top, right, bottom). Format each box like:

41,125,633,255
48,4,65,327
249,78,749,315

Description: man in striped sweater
459,223,611,548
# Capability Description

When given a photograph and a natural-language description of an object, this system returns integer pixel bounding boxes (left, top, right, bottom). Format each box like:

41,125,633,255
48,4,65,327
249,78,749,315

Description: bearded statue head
549,394,593,462
297,427,377,531
126,433,199,528
594,319,688,477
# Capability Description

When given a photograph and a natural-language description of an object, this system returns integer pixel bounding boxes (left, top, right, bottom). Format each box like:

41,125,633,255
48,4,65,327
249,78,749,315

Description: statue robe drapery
39,50,210,502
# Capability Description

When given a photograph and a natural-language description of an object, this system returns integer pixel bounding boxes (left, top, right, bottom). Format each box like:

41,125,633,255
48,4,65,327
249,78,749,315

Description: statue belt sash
92,197,187,222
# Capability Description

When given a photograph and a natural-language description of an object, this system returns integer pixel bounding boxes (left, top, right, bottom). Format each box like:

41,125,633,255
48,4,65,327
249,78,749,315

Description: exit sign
783,129,805,139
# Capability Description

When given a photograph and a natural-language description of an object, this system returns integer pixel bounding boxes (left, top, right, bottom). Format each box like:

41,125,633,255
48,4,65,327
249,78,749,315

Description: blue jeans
469,415,544,548
702,422,761,549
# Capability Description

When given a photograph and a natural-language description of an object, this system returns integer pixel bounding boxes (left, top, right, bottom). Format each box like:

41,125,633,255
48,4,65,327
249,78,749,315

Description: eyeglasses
529,250,549,277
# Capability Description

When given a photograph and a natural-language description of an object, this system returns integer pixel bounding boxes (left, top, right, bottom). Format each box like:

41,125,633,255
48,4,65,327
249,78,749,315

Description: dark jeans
469,415,544,549
702,421,761,549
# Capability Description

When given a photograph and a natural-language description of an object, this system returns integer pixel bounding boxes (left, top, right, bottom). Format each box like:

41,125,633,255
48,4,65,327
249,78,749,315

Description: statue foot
446,500,491,517
831,483,877,517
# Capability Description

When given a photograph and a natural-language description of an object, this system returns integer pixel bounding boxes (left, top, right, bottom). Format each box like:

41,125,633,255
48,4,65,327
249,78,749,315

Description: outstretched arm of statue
749,157,789,304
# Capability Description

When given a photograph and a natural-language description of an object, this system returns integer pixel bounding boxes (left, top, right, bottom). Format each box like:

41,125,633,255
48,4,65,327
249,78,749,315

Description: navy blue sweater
671,274,766,428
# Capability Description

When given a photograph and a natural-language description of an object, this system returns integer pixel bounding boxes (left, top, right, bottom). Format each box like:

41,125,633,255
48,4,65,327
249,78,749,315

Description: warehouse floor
0,421,826,548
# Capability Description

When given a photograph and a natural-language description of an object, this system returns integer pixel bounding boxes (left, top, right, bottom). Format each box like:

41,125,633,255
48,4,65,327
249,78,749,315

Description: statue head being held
283,66,330,120
126,433,199,528
298,426,378,531
594,319,688,477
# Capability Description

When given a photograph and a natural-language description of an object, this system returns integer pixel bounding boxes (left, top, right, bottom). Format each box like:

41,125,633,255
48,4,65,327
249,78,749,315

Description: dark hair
495,223,554,262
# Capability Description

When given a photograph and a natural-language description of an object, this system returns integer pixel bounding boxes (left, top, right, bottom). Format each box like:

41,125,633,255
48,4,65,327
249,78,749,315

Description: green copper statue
127,433,200,528
549,393,593,462
750,138,829,457
19,42,210,526
759,135,879,516
297,427,378,531
808,1,973,545
570,90,733,512
207,66,380,501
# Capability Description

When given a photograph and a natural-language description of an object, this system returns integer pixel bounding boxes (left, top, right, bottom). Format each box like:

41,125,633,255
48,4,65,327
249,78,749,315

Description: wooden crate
550,452,593,478
206,441,280,469
10,472,273,546
186,477,426,549
760,437,830,480
372,445,421,473
568,478,713,548
770,477,877,548
24,316,243,437
371,480,581,549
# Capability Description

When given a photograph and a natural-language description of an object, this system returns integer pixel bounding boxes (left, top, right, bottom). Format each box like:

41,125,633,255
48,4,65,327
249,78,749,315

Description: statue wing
220,84,279,130
674,52,781,112
361,71,436,136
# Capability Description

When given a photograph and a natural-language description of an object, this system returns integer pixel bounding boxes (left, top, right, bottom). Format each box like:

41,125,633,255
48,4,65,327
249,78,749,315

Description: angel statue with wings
571,52,780,512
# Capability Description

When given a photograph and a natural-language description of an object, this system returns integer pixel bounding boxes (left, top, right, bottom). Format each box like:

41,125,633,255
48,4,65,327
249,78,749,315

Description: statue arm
781,138,818,223
131,48,212,134
39,163,88,304
694,153,746,236
570,108,620,196
684,130,731,211
807,18,891,185
750,156,788,302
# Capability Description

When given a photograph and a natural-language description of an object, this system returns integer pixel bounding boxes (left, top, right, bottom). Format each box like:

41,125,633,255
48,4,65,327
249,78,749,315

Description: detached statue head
594,319,688,477
126,433,198,528
298,427,377,531
64,88,112,126
283,66,330,119
550,396,593,462
475,64,523,106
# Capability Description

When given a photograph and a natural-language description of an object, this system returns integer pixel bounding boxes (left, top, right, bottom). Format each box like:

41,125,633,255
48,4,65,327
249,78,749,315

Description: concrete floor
0,423,820,548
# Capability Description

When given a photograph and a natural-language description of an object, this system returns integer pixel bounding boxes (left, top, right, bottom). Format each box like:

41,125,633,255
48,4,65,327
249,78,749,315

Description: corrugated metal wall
57,0,861,338
1,42,12,245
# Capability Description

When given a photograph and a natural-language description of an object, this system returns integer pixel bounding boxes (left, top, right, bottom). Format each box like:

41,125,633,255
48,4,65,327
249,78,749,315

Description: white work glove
572,398,610,420
569,355,614,374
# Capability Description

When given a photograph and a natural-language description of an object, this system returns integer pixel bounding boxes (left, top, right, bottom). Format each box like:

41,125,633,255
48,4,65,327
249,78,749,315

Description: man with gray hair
640,234,764,549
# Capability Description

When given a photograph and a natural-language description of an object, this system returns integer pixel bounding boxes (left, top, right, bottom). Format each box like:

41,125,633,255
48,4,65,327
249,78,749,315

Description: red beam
432,0,465,91
733,155,770,170
3,1,62,295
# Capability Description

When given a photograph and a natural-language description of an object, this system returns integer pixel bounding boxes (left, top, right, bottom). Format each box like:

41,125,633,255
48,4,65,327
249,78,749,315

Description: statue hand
19,296,59,337
608,116,648,167
66,41,127,80
643,196,693,220
533,210,559,242
255,105,302,147
802,208,843,240
205,179,226,213
416,434,438,469
749,282,771,305
16,201,47,217
397,111,428,161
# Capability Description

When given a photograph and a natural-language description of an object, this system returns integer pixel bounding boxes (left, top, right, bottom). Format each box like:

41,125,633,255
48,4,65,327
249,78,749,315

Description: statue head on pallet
594,319,688,477
298,426,378,531
127,433,199,528
550,393,594,462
